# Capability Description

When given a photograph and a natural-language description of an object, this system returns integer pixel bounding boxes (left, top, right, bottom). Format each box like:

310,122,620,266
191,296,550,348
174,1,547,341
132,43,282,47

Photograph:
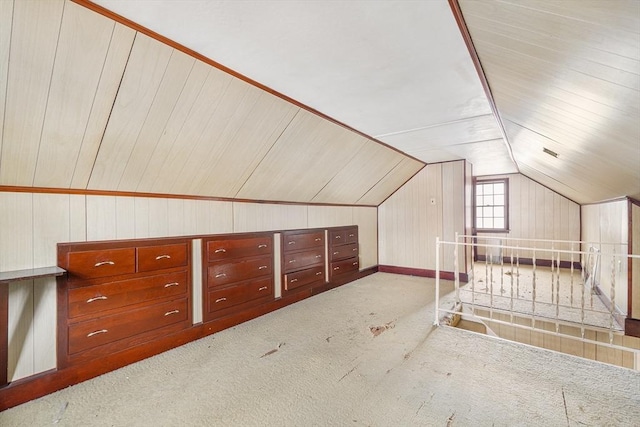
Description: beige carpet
1,272,639,426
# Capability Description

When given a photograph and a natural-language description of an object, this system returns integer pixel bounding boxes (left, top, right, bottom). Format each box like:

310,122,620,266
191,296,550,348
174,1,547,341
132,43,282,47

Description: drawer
208,256,272,287
330,242,358,262
137,243,188,272
330,228,358,246
68,271,188,319
207,277,272,314
207,236,272,262
283,248,324,273
329,230,347,245
282,231,324,253
345,228,358,245
68,298,188,355
284,266,325,291
330,257,359,277
67,248,136,280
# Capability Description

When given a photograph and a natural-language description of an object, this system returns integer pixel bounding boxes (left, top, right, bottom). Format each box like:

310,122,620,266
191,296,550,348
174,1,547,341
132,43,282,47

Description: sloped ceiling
0,0,423,206
1,0,637,206
90,0,518,179
459,0,640,204
86,0,639,205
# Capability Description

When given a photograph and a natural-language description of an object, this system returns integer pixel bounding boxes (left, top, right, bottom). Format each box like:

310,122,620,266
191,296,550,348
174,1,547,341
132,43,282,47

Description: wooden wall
378,160,467,273
0,191,377,382
582,200,629,316
475,173,580,262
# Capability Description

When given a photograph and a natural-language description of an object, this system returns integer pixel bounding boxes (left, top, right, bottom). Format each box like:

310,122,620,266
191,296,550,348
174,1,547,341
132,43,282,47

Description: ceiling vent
543,147,559,158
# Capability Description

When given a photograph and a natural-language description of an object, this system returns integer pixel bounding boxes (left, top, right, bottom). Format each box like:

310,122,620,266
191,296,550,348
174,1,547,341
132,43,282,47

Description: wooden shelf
0,266,66,283
1,265,66,388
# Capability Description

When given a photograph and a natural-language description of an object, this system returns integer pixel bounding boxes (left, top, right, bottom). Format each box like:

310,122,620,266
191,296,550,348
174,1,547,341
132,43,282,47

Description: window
475,179,508,232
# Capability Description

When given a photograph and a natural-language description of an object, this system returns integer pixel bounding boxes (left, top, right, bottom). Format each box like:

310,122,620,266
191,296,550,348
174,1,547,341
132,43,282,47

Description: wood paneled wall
476,174,580,262
0,191,377,382
378,160,467,273
581,200,629,316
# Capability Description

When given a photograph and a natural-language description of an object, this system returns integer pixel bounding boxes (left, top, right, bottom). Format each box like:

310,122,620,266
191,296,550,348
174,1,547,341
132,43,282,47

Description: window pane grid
475,180,507,231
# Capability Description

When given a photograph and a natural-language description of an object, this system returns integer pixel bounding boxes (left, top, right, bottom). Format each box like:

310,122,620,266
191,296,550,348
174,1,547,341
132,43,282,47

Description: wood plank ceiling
83,0,519,186
87,0,639,206
459,0,640,203
0,0,423,206
1,0,638,205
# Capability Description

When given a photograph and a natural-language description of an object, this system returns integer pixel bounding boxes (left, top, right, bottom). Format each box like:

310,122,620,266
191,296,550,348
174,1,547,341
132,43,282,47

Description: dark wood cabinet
1,226,375,411
329,226,359,282
57,238,192,368
281,229,325,293
202,233,274,322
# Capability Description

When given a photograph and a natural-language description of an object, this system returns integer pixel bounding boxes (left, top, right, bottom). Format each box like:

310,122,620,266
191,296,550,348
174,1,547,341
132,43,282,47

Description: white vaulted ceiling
0,0,423,205
90,0,517,178
459,0,640,204
0,0,638,205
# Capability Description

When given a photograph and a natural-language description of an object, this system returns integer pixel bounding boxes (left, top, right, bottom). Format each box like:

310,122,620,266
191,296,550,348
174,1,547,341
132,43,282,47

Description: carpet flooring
1,272,638,426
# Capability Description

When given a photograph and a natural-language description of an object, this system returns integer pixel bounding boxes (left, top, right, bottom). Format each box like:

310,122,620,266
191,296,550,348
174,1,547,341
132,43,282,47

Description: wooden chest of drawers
329,226,359,282
57,238,192,367
203,233,274,322
282,229,325,293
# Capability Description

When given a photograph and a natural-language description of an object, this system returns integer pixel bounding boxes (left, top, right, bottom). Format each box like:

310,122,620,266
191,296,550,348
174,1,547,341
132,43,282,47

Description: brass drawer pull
258,265,268,270
94,261,114,267
353,248,357,251
215,273,227,278
164,309,180,316
214,248,226,253
333,267,340,271
289,259,296,263
288,241,296,245
290,278,298,283
315,238,321,241
333,251,339,255
155,254,171,260
86,295,107,303
258,244,268,248
335,235,341,239
315,272,322,276
258,286,268,291
315,255,322,258
87,329,108,338
215,298,227,303
349,234,355,237
353,262,358,266
164,282,179,288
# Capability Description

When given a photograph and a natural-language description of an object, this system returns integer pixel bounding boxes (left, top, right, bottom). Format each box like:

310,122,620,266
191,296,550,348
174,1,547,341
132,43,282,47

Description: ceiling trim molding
0,186,378,208
448,0,519,173
71,0,425,166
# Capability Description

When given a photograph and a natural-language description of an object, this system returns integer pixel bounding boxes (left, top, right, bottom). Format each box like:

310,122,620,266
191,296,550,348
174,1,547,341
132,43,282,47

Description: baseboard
625,318,640,338
378,265,469,283
476,255,582,270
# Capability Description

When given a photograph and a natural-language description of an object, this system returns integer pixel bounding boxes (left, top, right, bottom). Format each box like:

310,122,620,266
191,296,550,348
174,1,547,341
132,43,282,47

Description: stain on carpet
369,320,396,337
260,342,284,358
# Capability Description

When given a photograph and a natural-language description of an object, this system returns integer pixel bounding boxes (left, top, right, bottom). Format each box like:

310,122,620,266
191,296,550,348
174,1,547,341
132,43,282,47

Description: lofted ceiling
459,0,640,204
89,0,517,178
0,0,638,205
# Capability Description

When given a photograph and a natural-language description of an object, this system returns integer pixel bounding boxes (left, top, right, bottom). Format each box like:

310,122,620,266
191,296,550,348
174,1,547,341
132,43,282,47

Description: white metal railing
434,234,640,353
